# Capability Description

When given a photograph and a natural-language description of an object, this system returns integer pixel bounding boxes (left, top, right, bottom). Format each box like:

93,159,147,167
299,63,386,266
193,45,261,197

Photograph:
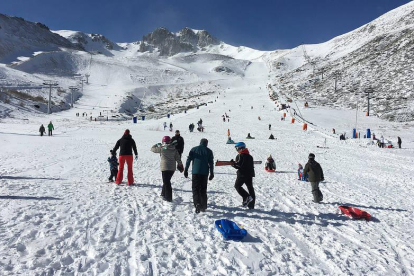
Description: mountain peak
139,27,219,56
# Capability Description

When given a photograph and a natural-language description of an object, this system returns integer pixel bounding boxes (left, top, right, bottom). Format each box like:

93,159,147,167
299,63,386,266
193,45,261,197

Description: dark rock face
0,14,80,62
140,27,219,56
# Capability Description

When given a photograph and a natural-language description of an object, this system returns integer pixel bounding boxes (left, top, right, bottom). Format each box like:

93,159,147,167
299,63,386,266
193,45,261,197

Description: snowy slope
264,1,414,122
0,61,414,275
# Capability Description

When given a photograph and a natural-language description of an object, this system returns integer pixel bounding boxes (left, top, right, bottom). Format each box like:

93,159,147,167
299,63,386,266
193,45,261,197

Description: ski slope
1,61,414,275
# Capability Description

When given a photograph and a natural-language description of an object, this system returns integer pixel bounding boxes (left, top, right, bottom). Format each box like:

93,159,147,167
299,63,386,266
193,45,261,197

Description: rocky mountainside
0,14,80,63
264,1,414,122
138,27,219,56
53,30,123,56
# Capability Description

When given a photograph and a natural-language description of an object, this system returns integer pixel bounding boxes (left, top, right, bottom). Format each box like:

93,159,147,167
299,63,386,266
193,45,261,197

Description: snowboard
215,160,262,166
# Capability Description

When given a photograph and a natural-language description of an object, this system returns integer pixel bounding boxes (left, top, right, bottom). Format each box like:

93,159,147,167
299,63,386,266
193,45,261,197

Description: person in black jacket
39,124,45,136
112,129,138,185
303,153,324,203
171,130,184,157
397,136,402,148
231,142,256,209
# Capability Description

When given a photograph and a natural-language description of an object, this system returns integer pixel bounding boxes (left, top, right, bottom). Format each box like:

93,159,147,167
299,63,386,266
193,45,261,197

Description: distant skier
184,138,214,213
113,129,138,185
269,134,275,140
169,122,173,132
398,136,402,148
47,121,54,136
332,128,336,134
227,129,230,137
107,150,119,182
231,142,255,209
163,122,167,131
39,124,45,136
269,124,271,130
303,153,324,203
380,135,385,148
265,155,276,171
151,136,183,202
171,130,185,157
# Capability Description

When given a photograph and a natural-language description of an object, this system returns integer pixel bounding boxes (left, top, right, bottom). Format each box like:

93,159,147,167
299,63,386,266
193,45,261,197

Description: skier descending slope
184,138,214,213
113,129,138,185
151,136,183,202
303,153,324,203
231,142,256,209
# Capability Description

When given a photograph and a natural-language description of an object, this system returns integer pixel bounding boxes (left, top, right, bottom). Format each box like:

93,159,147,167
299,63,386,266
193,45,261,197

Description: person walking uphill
113,129,138,185
151,136,184,202
39,124,45,136
171,130,184,157
303,153,324,203
184,138,214,214
231,142,256,209
47,121,54,136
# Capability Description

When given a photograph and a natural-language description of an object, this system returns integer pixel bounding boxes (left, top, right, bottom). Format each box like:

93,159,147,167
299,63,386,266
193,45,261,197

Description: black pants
398,143,401,149
311,182,323,202
192,174,208,209
40,132,44,136
109,169,118,181
234,175,255,209
162,170,175,202
48,130,52,136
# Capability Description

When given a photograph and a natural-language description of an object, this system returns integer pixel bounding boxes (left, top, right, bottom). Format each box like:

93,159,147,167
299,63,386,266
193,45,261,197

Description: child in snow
108,150,119,182
265,155,276,171
297,163,308,181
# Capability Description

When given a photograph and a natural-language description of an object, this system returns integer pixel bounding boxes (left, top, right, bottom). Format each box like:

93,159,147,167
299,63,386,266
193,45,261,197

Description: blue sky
1,0,411,50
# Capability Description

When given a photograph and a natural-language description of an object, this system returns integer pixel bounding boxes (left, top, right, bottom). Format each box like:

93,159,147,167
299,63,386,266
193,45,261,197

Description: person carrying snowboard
303,153,324,203
39,124,45,136
113,129,138,185
47,121,54,136
171,130,184,157
151,136,184,202
184,138,214,213
265,155,276,171
231,142,255,209
107,150,119,182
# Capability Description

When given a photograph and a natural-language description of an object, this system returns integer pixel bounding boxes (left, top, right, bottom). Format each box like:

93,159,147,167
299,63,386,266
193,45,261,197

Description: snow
1,60,414,275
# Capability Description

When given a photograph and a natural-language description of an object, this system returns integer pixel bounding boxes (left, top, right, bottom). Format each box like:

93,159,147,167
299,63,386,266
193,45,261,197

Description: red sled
265,168,275,172
339,206,371,221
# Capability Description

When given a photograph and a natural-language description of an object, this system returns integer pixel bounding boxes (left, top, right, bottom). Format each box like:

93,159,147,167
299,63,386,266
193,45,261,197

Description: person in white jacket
151,136,183,202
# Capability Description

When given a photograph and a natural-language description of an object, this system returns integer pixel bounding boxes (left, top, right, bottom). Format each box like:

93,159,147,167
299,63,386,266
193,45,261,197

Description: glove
184,170,188,178
177,164,184,173
135,155,138,161
209,173,214,181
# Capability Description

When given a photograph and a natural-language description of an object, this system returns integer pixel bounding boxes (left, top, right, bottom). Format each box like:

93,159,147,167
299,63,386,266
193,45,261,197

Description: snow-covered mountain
138,27,219,56
0,14,79,63
264,1,414,122
1,1,414,121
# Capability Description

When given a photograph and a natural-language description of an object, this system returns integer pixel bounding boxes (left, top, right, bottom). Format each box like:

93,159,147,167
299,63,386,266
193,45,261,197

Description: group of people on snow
108,129,258,213
39,121,54,136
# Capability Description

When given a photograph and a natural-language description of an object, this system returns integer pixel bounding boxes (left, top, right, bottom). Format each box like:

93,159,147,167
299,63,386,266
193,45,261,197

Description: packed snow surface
1,61,414,275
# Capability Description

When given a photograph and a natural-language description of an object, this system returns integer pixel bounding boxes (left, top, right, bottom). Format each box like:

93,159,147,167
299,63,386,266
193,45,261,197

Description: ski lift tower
365,87,374,116
43,80,58,114
68,86,79,107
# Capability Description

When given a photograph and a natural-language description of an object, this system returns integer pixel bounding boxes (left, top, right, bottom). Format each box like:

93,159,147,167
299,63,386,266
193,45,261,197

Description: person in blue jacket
184,138,214,213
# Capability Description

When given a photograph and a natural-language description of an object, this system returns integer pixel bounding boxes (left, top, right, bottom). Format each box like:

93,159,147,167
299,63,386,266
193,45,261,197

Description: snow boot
195,204,201,214
243,196,253,207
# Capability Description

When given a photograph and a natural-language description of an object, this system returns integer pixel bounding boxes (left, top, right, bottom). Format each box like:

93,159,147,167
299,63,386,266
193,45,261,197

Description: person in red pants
113,129,138,185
